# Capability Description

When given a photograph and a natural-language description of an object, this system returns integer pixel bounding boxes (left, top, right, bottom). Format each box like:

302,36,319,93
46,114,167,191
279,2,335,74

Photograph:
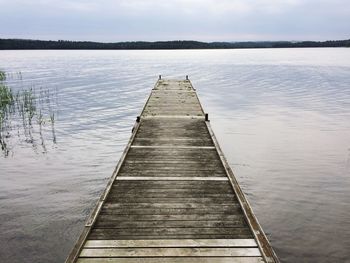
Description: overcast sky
0,0,349,42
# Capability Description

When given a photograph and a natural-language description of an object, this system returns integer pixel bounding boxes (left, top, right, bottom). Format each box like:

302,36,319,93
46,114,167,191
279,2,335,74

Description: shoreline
1,38,349,50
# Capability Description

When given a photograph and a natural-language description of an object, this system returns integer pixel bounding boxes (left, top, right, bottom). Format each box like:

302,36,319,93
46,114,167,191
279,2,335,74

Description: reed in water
0,70,57,157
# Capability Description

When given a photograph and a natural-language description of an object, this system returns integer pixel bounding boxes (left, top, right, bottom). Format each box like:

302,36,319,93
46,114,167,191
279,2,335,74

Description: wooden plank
145,106,203,110
94,219,246,228
127,146,217,151
119,168,226,173
144,110,203,114
147,97,198,100
109,187,233,193
143,111,203,115
124,160,220,164
117,173,227,178
138,125,210,131
152,91,196,95
126,159,220,165
122,165,223,170
125,148,220,158
77,258,264,263
97,214,245,222
99,207,242,215
110,181,231,188
80,247,261,257
142,115,205,119
136,125,209,135
136,129,209,134
119,168,226,174
84,239,257,248
130,145,215,149
133,138,212,143
106,189,233,195
107,193,235,198
120,163,224,168
122,154,223,161
112,184,230,189
105,197,236,204
88,234,253,240
134,135,211,139
144,107,202,111
135,132,210,137
147,96,199,100
122,157,220,163
132,141,213,147
102,203,241,210
122,156,219,162
136,124,207,130
118,170,226,175
115,176,228,181
134,134,211,139
88,227,252,238
110,183,232,191
143,113,204,117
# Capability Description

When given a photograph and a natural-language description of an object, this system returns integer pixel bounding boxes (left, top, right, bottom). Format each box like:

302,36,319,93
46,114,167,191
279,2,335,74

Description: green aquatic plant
0,84,15,126
22,88,36,125
0,71,6,81
0,69,58,156
0,83,14,156
0,74,58,157
0,84,14,109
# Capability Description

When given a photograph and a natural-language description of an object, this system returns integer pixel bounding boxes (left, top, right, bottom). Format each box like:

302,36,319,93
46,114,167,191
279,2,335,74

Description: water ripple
0,48,350,263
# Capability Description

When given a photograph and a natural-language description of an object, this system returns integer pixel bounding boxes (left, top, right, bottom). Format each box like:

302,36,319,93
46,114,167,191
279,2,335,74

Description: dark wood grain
66,79,279,263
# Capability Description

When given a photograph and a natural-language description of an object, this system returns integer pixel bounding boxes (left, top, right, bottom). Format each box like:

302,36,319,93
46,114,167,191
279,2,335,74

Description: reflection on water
0,71,57,157
0,49,349,263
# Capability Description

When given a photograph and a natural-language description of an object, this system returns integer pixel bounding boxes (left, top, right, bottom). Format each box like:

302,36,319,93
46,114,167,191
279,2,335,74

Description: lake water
0,48,349,263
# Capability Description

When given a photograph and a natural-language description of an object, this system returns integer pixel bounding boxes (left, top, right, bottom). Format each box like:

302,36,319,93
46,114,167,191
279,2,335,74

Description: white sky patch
0,0,349,41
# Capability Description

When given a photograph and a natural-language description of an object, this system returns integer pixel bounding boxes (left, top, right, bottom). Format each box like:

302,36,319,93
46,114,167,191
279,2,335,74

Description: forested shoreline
0,38,349,50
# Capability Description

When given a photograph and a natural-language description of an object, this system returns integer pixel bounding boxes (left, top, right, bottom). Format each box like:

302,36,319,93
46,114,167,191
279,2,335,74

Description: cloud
0,0,349,41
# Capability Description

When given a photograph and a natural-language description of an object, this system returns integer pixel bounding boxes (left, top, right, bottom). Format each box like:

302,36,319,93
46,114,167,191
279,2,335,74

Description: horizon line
1,37,350,44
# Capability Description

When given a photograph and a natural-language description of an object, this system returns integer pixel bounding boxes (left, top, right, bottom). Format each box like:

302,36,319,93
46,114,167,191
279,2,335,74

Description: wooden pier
66,77,279,263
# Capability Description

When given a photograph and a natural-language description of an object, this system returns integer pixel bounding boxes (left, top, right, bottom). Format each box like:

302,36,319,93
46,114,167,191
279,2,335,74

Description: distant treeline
0,38,349,50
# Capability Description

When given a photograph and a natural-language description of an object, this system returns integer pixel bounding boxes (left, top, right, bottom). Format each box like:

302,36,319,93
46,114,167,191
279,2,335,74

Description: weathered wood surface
77,258,265,263
66,78,279,263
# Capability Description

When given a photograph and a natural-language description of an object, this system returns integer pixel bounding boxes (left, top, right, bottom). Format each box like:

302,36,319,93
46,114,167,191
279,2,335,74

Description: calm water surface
0,49,349,262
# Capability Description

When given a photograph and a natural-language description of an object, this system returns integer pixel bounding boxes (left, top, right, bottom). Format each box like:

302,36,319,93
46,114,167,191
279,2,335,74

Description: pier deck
66,78,279,263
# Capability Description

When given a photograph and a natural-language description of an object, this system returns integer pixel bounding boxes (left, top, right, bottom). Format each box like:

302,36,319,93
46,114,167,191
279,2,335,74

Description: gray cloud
0,0,349,41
